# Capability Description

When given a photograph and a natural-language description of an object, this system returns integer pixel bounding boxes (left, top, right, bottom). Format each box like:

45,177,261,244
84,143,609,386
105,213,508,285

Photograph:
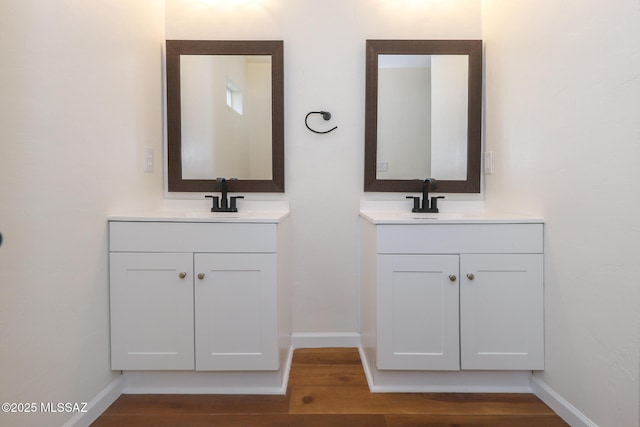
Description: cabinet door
377,255,460,370
194,253,278,371
110,252,194,370
460,254,544,370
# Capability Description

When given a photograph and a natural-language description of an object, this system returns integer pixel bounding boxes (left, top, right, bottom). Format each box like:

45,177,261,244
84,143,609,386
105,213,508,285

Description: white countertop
108,210,290,224
360,210,544,225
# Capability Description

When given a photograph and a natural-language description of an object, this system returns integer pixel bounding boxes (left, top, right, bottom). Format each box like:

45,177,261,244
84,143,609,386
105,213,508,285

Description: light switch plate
484,151,493,174
144,146,154,173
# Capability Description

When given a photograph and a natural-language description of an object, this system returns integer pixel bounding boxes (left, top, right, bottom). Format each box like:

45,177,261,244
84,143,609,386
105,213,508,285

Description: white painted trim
121,347,294,395
531,376,599,427
291,332,361,349
123,384,287,394
368,381,533,394
279,346,294,392
359,345,376,391
359,345,534,393
62,375,124,427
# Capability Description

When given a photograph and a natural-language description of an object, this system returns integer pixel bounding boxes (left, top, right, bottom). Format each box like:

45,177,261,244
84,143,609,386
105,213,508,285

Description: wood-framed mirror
364,39,482,193
166,40,284,192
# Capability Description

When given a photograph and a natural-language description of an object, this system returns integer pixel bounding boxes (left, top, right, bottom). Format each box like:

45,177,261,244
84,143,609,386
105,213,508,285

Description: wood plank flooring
92,348,568,426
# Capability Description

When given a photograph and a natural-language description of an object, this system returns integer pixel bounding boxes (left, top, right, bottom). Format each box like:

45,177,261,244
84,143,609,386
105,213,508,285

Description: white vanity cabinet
109,215,290,374
360,213,544,376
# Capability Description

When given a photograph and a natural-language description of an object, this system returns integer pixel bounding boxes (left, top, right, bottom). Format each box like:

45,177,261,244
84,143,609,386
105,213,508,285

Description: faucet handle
230,196,244,212
205,195,220,212
430,196,445,213
406,196,421,212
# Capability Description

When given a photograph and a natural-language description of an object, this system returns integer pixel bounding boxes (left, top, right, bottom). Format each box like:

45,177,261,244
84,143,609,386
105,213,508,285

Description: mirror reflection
166,40,284,193
364,40,482,193
377,54,468,181
180,55,273,181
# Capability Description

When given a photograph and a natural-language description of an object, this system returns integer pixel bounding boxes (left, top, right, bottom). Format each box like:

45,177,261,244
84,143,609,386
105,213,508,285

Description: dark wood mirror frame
364,39,482,193
166,40,285,192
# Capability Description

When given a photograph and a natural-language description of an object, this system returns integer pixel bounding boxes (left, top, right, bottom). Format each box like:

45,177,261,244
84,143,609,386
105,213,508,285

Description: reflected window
226,78,243,115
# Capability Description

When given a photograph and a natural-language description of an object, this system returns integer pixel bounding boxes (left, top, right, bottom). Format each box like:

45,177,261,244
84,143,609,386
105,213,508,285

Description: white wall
431,55,469,180
181,55,218,179
482,1,640,425
165,0,482,333
0,1,164,426
247,62,274,179
377,66,432,180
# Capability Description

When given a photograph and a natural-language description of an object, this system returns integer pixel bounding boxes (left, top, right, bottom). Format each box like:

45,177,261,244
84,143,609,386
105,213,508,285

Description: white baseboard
121,372,287,395
359,346,533,393
122,347,293,395
530,376,598,427
62,375,124,427
291,332,361,348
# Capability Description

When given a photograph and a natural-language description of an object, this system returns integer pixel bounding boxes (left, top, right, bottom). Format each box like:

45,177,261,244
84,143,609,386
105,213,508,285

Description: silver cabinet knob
197,273,205,280
178,272,187,279
467,273,475,280
449,275,457,282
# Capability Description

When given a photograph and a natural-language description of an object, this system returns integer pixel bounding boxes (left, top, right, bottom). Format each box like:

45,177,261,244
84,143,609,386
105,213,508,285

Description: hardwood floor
92,348,568,426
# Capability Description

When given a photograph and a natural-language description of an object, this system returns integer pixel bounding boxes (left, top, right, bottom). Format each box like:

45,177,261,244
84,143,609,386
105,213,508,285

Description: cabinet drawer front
109,221,277,253
377,224,543,254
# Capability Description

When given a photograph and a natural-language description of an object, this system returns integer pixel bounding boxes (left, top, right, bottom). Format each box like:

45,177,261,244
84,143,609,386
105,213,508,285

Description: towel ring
305,111,337,134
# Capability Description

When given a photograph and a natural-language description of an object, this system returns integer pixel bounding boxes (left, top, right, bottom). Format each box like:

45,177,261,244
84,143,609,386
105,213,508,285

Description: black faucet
406,178,445,213
205,178,244,212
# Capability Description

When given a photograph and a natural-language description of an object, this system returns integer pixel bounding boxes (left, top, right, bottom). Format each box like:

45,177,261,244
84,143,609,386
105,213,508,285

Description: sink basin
400,212,465,220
